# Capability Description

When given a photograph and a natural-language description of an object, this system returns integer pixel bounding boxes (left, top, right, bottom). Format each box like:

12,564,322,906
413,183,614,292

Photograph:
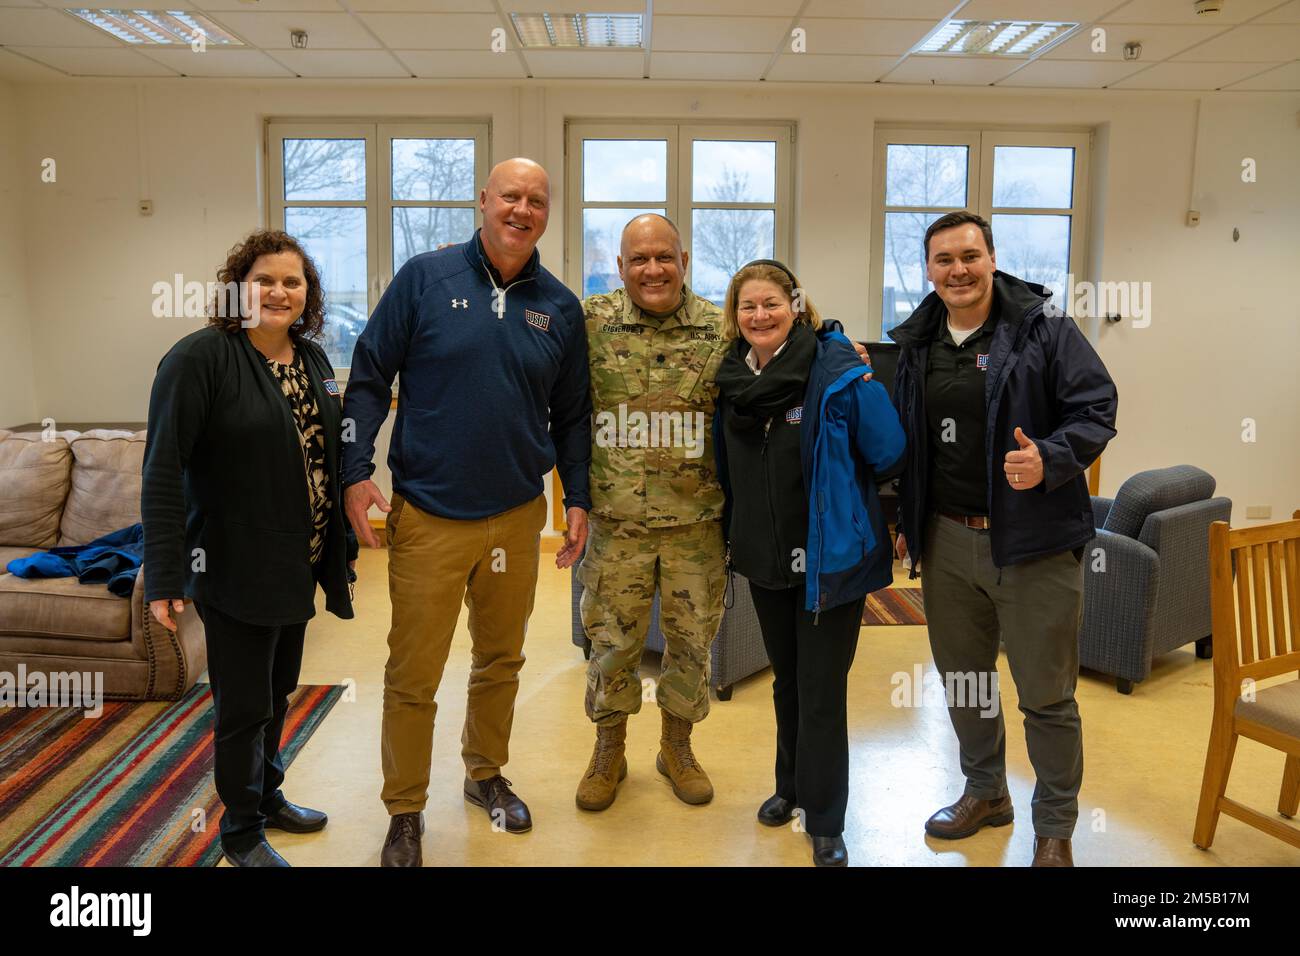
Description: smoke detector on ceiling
1194,0,1224,15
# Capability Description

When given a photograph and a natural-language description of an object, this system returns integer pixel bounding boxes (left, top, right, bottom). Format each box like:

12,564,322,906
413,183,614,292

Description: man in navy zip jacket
341,158,592,867
890,212,1117,867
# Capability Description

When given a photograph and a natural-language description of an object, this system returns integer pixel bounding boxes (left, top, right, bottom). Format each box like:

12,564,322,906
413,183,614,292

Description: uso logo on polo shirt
525,309,551,332
785,405,803,425
976,354,990,371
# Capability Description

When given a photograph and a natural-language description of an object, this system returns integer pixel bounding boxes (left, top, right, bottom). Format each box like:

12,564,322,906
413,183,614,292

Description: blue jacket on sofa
7,523,144,597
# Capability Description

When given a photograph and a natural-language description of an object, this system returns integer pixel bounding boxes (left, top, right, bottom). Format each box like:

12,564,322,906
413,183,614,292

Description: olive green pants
578,517,725,726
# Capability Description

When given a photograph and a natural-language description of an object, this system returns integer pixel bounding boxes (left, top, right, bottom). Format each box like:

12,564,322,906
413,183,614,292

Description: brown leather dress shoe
464,775,532,833
1032,836,1074,867
381,811,424,867
924,794,1014,839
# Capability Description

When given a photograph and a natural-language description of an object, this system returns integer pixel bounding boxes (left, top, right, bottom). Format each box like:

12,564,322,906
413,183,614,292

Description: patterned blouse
265,350,330,566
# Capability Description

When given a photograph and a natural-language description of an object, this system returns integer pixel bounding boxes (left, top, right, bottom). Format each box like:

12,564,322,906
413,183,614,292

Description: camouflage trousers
579,516,726,726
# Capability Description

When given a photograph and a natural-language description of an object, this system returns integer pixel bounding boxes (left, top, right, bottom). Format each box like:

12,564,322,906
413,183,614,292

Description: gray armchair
1080,465,1232,694
570,554,768,701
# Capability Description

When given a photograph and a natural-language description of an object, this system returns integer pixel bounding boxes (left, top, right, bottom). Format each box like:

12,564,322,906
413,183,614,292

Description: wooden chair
1193,518,1300,851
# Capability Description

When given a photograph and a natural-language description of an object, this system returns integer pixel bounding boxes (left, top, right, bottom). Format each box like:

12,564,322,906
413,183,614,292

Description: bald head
620,213,681,254
479,157,551,280
618,214,689,315
485,157,550,197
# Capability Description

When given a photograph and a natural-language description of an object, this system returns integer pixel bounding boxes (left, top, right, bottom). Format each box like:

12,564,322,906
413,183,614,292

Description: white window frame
870,126,1090,339
565,120,794,299
266,118,490,377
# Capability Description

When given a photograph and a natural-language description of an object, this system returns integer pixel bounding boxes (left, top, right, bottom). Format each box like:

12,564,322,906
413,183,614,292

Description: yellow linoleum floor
232,548,1299,867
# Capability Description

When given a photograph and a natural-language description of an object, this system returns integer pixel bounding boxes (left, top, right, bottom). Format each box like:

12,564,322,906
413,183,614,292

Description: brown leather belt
938,511,991,530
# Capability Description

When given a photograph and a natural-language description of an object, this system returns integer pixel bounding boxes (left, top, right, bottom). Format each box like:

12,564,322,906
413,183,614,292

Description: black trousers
748,582,866,837
194,601,307,852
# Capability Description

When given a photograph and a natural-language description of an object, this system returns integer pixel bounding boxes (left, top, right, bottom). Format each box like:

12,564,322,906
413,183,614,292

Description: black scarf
716,323,817,433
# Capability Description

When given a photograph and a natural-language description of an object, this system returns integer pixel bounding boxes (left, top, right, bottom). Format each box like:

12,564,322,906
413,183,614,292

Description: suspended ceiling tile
274,49,410,75
794,18,941,57
649,51,768,79
996,57,1147,87
766,52,897,82
882,54,1022,85
1220,59,1300,89
1170,24,1300,62
355,12,503,50
1110,59,1285,88
137,46,296,75
652,16,790,53
524,49,644,77
397,48,527,77
9,45,179,74
1041,23,1226,60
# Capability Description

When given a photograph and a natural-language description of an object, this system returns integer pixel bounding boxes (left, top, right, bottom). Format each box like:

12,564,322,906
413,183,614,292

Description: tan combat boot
656,710,714,805
575,718,628,811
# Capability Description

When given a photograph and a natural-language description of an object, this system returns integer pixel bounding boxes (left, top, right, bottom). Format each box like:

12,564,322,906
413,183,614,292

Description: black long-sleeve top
141,327,357,626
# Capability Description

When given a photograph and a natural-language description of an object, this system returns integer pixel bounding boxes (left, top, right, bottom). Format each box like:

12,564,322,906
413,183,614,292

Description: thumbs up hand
1003,426,1044,491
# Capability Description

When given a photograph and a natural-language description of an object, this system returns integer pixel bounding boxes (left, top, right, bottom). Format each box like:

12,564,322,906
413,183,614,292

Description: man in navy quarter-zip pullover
341,158,592,867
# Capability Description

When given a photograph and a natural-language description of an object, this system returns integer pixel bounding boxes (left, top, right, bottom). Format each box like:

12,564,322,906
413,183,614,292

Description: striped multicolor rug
862,587,927,626
0,683,342,867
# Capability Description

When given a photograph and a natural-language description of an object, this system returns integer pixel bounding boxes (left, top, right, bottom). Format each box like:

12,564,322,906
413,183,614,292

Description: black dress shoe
757,795,796,827
264,801,328,833
464,775,532,833
812,835,848,867
381,812,424,868
222,839,291,868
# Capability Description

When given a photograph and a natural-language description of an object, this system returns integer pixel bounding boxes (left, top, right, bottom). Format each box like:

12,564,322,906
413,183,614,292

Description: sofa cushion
0,430,74,549
58,430,145,546
0,573,132,642
1236,679,1300,739
1103,465,1216,539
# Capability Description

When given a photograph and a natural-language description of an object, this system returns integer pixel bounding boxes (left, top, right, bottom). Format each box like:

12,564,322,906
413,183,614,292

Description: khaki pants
380,492,547,815
578,517,725,726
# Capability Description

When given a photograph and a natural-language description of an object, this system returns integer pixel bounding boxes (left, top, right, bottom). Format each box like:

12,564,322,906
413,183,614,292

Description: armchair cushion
1079,530,1161,682
1102,465,1216,539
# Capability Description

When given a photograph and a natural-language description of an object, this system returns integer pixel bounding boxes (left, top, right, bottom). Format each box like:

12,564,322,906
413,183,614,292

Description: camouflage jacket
583,287,726,527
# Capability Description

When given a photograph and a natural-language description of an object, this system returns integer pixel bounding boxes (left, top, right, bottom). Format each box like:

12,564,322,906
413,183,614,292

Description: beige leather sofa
0,428,205,701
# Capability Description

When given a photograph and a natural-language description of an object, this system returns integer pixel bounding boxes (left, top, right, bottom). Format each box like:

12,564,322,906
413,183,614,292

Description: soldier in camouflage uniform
575,214,728,811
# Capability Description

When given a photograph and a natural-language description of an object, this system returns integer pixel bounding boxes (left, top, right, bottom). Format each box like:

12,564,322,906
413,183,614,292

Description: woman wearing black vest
714,260,905,867
141,229,357,867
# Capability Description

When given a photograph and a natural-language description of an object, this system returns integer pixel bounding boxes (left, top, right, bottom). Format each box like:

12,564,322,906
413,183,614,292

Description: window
565,123,792,305
871,128,1089,338
267,120,489,373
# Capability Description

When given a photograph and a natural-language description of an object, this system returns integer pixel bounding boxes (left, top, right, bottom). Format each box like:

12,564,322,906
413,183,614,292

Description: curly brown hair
206,229,325,341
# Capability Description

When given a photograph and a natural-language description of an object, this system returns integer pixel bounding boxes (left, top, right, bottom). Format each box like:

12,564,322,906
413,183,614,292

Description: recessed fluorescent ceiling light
510,13,643,49
68,9,243,45
917,20,1076,56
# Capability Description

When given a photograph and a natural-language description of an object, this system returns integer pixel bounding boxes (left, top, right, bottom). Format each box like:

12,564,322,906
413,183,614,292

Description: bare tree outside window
277,134,479,368
692,166,774,303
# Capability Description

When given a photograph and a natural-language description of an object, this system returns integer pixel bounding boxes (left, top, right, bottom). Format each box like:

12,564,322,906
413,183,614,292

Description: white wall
6,77,1298,523
0,80,37,428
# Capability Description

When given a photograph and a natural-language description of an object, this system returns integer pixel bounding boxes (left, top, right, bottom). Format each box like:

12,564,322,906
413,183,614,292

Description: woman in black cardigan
142,229,357,868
